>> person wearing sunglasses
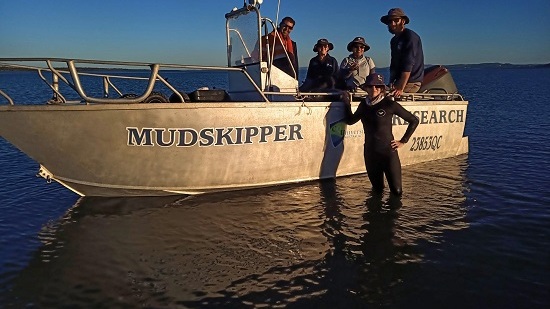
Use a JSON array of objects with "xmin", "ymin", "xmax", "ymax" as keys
[
  {"xmin": 381, "ymin": 8, "xmax": 424, "ymax": 98},
  {"xmin": 261, "ymin": 16, "xmax": 299, "ymax": 79},
  {"xmin": 342, "ymin": 73, "xmax": 419, "ymax": 196},
  {"xmin": 339, "ymin": 36, "xmax": 376, "ymax": 92}
]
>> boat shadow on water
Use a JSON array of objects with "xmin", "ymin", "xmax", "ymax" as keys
[{"xmin": 1, "ymin": 156, "xmax": 470, "ymax": 308}]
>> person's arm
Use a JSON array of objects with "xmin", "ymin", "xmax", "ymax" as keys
[
  {"xmin": 393, "ymin": 32, "xmax": 416, "ymax": 96},
  {"xmin": 340, "ymin": 58, "xmax": 356, "ymax": 79},
  {"xmin": 393, "ymin": 71, "xmax": 411, "ymax": 97},
  {"xmin": 391, "ymin": 101, "xmax": 419, "ymax": 149},
  {"xmin": 340, "ymin": 58, "xmax": 349, "ymax": 77},
  {"xmin": 341, "ymin": 91, "xmax": 364, "ymax": 125}
]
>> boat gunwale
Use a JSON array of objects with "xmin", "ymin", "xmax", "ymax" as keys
[{"xmin": 0, "ymin": 99, "xmax": 468, "ymax": 113}]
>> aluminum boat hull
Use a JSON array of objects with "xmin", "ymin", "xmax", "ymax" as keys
[{"xmin": 0, "ymin": 100, "xmax": 468, "ymax": 196}]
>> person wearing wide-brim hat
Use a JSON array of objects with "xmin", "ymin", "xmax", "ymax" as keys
[
  {"xmin": 380, "ymin": 8, "xmax": 424, "ymax": 97},
  {"xmin": 339, "ymin": 36, "xmax": 376, "ymax": 91},
  {"xmin": 380, "ymin": 8, "xmax": 410, "ymax": 25},
  {"xmin": 346, "ymin": 37, "xmax": 370, "ymax": 52},
  {"xmin": 300, "ymin": 38, "xmax": 339, "ymax": 92},
  {"xmin": 313, "ymin": 38, "xmax": 334, "ymax": 52},
  {"xmin": 342, "ymin": 72, "xmax": 419, "ymax": 196}
]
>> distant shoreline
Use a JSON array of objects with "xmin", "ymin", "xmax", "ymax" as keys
[
  {"xmin": 437, "ymin": 63, "xmax": 550, "ymax": 70},
  {"xmin": 1, "ymin": 62, "xmax": 549, "ymax": 71}
]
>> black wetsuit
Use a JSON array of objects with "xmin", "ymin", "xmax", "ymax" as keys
[{"xmin": 346, "ymin": 96, "xmax": 419, "ymax": 195}]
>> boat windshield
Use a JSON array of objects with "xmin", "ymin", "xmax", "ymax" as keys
[{"xmin": 226, "ymin": 7, "xmax": 262, "ymax": 67}]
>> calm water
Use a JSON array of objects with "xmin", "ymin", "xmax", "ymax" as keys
[{"xmin": 0, "ymin": 68, "xmax": 549, "ymax": 308}]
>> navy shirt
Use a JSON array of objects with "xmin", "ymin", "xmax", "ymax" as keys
[
  {"xmin": 389, "ymin": 28, "xmax": 424, "ymax": 84},
  {"xmin": 305, "ymin": 54, "xmax": 339, "ymax": 82}
]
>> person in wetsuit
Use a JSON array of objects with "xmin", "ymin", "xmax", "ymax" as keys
[{"xmin": 343, "ymin": 73, "xmax": 419, "ymax": 196}]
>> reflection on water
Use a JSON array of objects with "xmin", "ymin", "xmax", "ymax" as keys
[{"xmin": 2, "ymin": 156, "xmax": 469, "ymax": 308}]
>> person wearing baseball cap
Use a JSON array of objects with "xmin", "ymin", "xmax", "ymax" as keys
[
  {"xmin": 381, "ymin": 8, "xmax": 424, "ymax": 97},
  {"xmin": 342, "ymin": 73, "xmax": 419, "ymax": 196}
]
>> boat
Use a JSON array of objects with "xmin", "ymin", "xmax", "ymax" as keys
[{"xmin": 0, "ymin": 0, "xmax": 468, "ymax": 197}]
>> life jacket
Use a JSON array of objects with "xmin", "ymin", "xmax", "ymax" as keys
[{"xmin": 262, "ymin": 30, "xmax": 295, "ymax": 62}]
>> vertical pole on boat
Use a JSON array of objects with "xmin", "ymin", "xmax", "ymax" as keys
[
  {"xmin": 274, "ymin": 0, "xmax": 281, "ymax": 29},
  {"xmin": 52, "ymin": 72, "xmax": 59, "ymax": 102},
  {"xmin": 103, "ymin": 77, "xmax": 109, "ymax": 98}
]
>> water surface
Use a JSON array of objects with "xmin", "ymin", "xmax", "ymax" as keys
[{"xmin": 0, "ymin": 68, "xmax": 549, "ymax": 308}]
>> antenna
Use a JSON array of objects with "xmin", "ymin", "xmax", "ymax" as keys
[{"xmin": 275, "ymin": 0, "xmax": 281, "ymax": 27}]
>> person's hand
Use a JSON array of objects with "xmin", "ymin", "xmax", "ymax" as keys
[
  {"xmin": 391, "ymin": 88, "xmax": 403, "ymax": 98},
  {"xmin": 341, "ymin": 91, "xmax": 352, "ymax": 104},
  {"xmin": 348, "ymin": 62, "xmax": 359, "ymax": 70},
  {"xmin": 391, "ymin": 140, "xmax": 404, "ymax": 150}
]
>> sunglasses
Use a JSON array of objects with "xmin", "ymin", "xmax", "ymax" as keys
[
  {"xmin": 353, "ymin": 45, "xmax": 365, "ymax": 49},
  {"xmin": 281, "ymin": 23, "xmax": 294, "ymax": 30}
]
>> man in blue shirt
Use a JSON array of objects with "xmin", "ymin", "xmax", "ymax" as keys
[{"xmin": 381, "ymin": 8, "xmax": 424, "ymax": 98}]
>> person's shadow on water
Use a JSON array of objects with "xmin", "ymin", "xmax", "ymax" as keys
[
  {"xmin": 353, "ymin": 191, "xmax": 403, "ymax": 306},
  {"xmin": 362, "ymin": 191, "xmax": 402, "ymax": 262}
]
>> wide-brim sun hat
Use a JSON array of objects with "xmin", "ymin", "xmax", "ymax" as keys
[
  {"xmin": 346, "ymin": 36, "xmax": 370, "ymax": 52},
  {"xmin": 360, "ymin": 73, "xmax": 386, "ymax": 88},
  {"xmin": 313, "ymin": 38, "xmax": 334, "ymax": 52},
  {"xmin": 381, "ymin": 8, "xmax": 410, "ymax": 25}
]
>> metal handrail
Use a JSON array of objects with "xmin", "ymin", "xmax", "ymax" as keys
[
  {"xmin": 67, "ymin": 60, "xmax": 159, "ymax": 104},
  {"xmin": 229, "ymin": 28, "xmax": 253, "ymax": 58},
  {"xmin": 0, "ymin": 90, "xmax": 14, "ymax": 105},
  {"xmin": 38, "ymin": 68, "xmax": 67, "ymax": 103},
  {"xmin": 0, "ymin": 58, "xmax": 270, "ymax": 104},
  {"xmin": 0, "ymin": 58, "xmax": 464, "ymax": 105},
  {"xmin": 399, "ymin": 92, "xmax": 464, "ymax": 102}
]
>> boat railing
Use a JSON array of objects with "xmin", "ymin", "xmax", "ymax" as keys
[
  {"xmin": 1, "ymin": 58, "xmax": 465, "ymax": 105},
  {"xmin": 0, "ymin": 57, "xmax": 269, "ymax": 105},
  {"xmin": 397, "ymin": 92, "xmax": 464, "ymax": 102},
  {"xmin": 0, "ymin": 90, "xmax": 14, "ymax": 105},
  {"xmin": 263, "ymin": 90, "xmax": 463, "ymax": 103}
]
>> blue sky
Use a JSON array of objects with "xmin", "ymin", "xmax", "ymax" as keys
[{"xmin": 1, "ymin": 0, "xmax": 548, "ymax": 68}]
